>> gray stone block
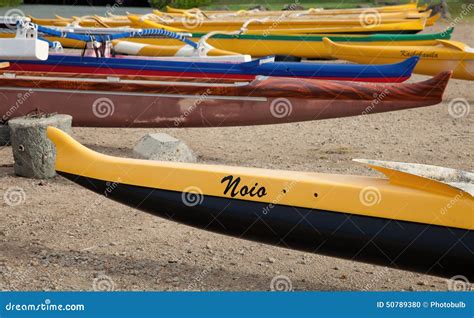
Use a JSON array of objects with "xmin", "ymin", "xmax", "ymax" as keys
[
  {"xmin": 133, "ymin": 133, "xmax": 196, "ymax": 163},
  {"xmin": 9, "ymin": 114, "xmax": 72, "ymax": 179},
  {"xmin": 0, "ymin": 123, "xmax": 10, "ymax": 146}
]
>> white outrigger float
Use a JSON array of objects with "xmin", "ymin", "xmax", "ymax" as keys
[{"xmin": 0, "ymin": 17, "xmax": 49, "ymax": 60}]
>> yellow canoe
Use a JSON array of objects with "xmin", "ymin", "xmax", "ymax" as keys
[
  {"xmin": 166, "ymin": 2, "xmax": 426, "ymax": 15},
  {"xmin": 155, "ymin": 9, "xmax": 416, "ymax": 19},
  {"xmin": 47, "ymin": 126, "xmax": 474, "ymax": 279},
  {"xmin": 30, "ymin": 13, "xmax": 428, "ymax": 34},
  {"xmin": 324, "ymin": 38, "xmax": 474, "ymax": 80},
  {"xmin": 30, "ymin": 15, "xmax": 134, "ymax": 28},
  {"xmin": 111, "ymin": 29, "xmax": 452, "ymax": 59},
  {"xmin": 2, "ymin": 25, "xmax": 447, "ymax": 56},
  {"xmin": 48, "ymin": 126, "xmax": 473, "ymax": 233},
  {"xmin": 157, "ymin": 8, "xmax": 436, "ymax": 25},
  {"xmin": 96, "ymin": 9, "xmax": 435, "ymax": 26},
  {"xmin": 129, "ymin": 16, "xmax": 426, "ymax": 35}
]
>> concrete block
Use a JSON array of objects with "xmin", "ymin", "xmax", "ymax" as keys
[
  {"xmin": 133, "ymin": 133, "xmax": 196, "ymax": 163},
  {"xmin": 0, "ymin": 123, "xmax": 10, "ymax": 147},
  {"xmin": 9, "ymin": 114, "xmax": 72, "ymax": 179}
]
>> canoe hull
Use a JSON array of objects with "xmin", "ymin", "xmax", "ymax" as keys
[
  {"xmin": 29, "ymin": 16, "xmax": 425, "ymax": 35},
  {"xmin": 0, "ymin": 29, "xmax": 451, "ymax": 55},
  {"xmin": 60, "ymin": 171, "xmax": 474, "ymax": 280},
  {"xmin": 5, "ymin": 53, "xmax": 419, "ymax": 83},
  {"xmin": 330, "ymin": 56, "xmax": 474, "ymax": 81},
  {"xmin": 0, "ymin": 87, "xmax": 444, "ymax": 128},
  {"xmin": 123, "ymin": 38, "xmax": 449, "ymax": 59},
  {"xmin": 324, "ymin": 39, "xmax": 474, "ymax": 80}
]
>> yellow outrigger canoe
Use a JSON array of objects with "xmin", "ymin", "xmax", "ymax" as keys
[
  {"xmin": 129, "ymin": 15, "xmax": 427, "ymax": 35},
  {"xmin": 159, "ymin": 7, "xmax": 437, "ymax": 25},
  {"xmin": 133, "ymin": 17, "xmax": 429, "ymax": 34},
  {"xmin": 154, "ymin": 9, "xmax": 431, "ymax": 19},
  {"xmin": 9, "ymin": 27, "xmax": 450, "ymax": 54},
  {"xmin": 29, "ymin": 14, "xmax": 428, "ymax": 34},
  {"xmin": 108, "ymin": 9, "xmax": 438, "ymax": 26},
  {"xmin": 166, "ymin": 2, "xmax": 428, "ymax": 15},
  {"xmin": 112, "ymin": 28, "xmax": 453, "ymax": 59},
  {"xmin": 48, "ymin": 126, "xmax": 473, "ymax": 279},
  {"xmin": 324, "ymin": 38, "xmax": 474, "ymax": 80}
]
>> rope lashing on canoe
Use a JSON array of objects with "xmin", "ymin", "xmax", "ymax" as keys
[
  {"xmin": 238, "ymin": 18, "xmax": 269, "ymax": 34},
  {"xmin": 34, "ymin": 24, "xmax": 197, "ymax": 48},
  {"xmin": 110, "ymin": 29, "xmax": 198, "ymax": 49}
]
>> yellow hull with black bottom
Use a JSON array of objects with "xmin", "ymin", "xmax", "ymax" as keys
[{"xmin": 48, "ymin": 127, "xmax": 474, "ymax": 279}]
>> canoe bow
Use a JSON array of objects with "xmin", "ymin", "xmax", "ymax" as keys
[{"xmin": 47, "ymin": 127, "xmax": 474, "ymax": 279}]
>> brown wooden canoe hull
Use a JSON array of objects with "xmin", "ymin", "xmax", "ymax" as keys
[
  {"xmin": 0, "ymin": 72, "xmax": 451, "ymax": 128},
  {"xmin": 0, "ymin": 89, "xmax": 445, "ymax": 128}
]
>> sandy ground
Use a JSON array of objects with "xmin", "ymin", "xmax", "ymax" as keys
[{"xmin": 0, "ymin": 21, "xmax": 473, "ymax": 291}]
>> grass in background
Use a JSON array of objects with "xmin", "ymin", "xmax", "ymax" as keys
[
  {"xmin": 445, "ymin": 0, "xmax": 474, "ymax": 18},
  {"xmin": 0, "ymin": 0, "xmax": 21, "ymax": 7}
]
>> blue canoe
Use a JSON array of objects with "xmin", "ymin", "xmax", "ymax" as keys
[{"xmin": 6, "ymin": 55, "xmax": 419, "ymax": 82}]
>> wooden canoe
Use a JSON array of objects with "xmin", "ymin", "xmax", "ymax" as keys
[
  {"xmin": 324, "ymin": 38, "xmax": 474, "ymax": 81},
  {"xmin": 47, "ymin": 126, "xmax": 474, "ymax": 279},
  {"xmin": 0, "ymin": 70, "xmax": 450, "ymax": 127}
]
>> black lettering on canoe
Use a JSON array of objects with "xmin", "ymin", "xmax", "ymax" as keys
[{"xmin": 221, "ymin": 175, "xmax": 267, "ymax": 198}]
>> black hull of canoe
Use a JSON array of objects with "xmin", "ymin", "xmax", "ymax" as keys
[{"xmin": 61, "ymin": 172, "xmax": 473, "ymax": 280}]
